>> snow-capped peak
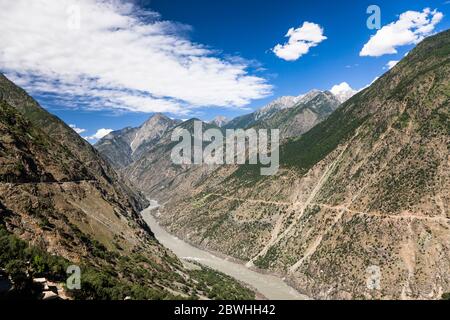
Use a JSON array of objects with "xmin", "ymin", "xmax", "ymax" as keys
[{"xmin": 210, "ymin": 116, "xmax": 230, "ymax": 127}]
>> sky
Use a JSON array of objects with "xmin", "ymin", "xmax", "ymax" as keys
[{"xmin": 0, "ymin": 0, "xmax": 449, "ymax": 142}]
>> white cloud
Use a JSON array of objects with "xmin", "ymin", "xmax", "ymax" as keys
[
  {"xmin": 359, "ymin": 77, "xmax": 380, "ymax": 91},
  {"xmin": 0, "ymin": 0, "xmax": 272, "ymax": 115},
  {"xmin": 330, "ymin": 82, "xmax": 357, "ymax": 103},
  {"xmin": 69, "ymin": 124, "xmax": 86, "ymax": 134},
  {"xmin": 372, "ymin": 76, "xmax": 380, "ymax": 84},
  {"xmin": 360, "ymin": 8, "xmax": 443, "ymax": 57},
  {"xmin": 386, "ymin": 60, "xmax": 399, "ymax": 69},
  {"xmin": 273, "ymin": 22, "xmax": 327, "ymax": 61},
  {"xmin": 330, "ymin": 82, "xmax": 353, "ymax": 94},
  {"xmin": 85, "ymin": 128, "xmax": 114, "ymax": 141}
]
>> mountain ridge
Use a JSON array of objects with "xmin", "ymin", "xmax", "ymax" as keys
[
  {"xmin": 95, "ymin": 113, "xmax": 179, "ymax": 169},
  {"xmin": 0, "ymin": 74, "xmax": 255, "ymax": 300},
  {"xmin": 223, "ymin": 90, "xmax": 342, "ymax": 139},
  {"xmin": 148, "ymin": 30, "xmax": 450, "ymax": 300}
]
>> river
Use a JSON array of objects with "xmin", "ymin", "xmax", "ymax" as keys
[{"xmin": 141, "ymin": 201, "xmax": 308, "ymax": 300}]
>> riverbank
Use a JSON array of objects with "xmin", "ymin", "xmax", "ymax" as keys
[{"xmin": 141, "ymin": 203, "xmax": 309, "ymax": 300}]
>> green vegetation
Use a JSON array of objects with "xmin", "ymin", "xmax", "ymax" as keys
[
  {"xmin": 189, "ymin": 264, "xmax": 255, "ymax": 300},
  {"xmin": 223, "ymin": 113, "xmax": 255, "ymax": 130},
  {"xmin": 0, "ymin": 221, "xmax": 256, "ymax": 300},
  {"xmin": 226, "ymin": 161, "xmax": 266, "ymax": 185},
  {"xmin": 393, "ymin": 111, "xmax": 411, "ymax": 130},
  {"xmin": 442, "ymin": 292, "xmax": 450, "ymax": 300},
  {"xmin": 228, "ymin": 101, "xmax": 367, "ymax": 184},
  {"xmin": 419, "ymin": 107, "xmax": 450, "ymax": 137},
  {"xmin": 0, "ymin": 221, "xmax": 179, "ymax": 300},
  {"xmin": 369, "ymin": 145, "xmax": 439, "ymax": 213},
  {"xmin": 0, "ymin": 223, "xmax": 69, "ymax": 298},
  {"xmin": 254, "ymin": 246, "xmax": 279, "ymax": 269},
  {"xmin": 281, "ymin": 107, "xmax": 368, "ymax": 171}
]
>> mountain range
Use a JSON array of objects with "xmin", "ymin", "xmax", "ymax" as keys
[
  {"xmin": 0, "ymin": 74, "xmax": 254, "ymax": 300},
  {"xmin": 1, "ymin": 29, "xmax": 448, "ymax": 301},
  {"xmin": 95, "ymin": 114, "xmax": 180, "ymax": 170},
  {"xmin": 94, "ymin": 88, "xmax": 346, "ymax": 204},
  {"xmin": 223, "ymin": 90, "xmax": 343, "ymax": 137},
  {"xmin": 95, "ymin": 30, "xmax": 450, "ymax": 299},
  {"xmin": 96, "ymin": 87, "xmax": 346, "ymax": 170}
]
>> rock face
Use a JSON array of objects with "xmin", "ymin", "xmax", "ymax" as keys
[
  {"xmin": 224, "ymin": 91, "xmax": 340, "ymax": 139},
  {"xmin": 150, "ymin": 30, "xmax": 450, "ymax": 299},
  {"xmin": 225, "ymin": 95, "xmax": 300, "ymax": 130},
  {"xmin": 95, "ymin": 113, "xmax": 178, "ymax": 169},
  {"xmin": 94, "ymin": 127, "xmax": 139, "ymax": 169},
  {"xmin": 210, "ymin": 116, "xmax": 230, "ymax": 128},
  {"xmin": 130, "ymin": 113, "xmax": 179, "ymax": 159},
  {"xmin": 123, "ymin": 119, "xmax": 221, "ymax": 203},
  {"xmin": 252, "ymin": 91, "xmax": 341, "ymax": 139}
]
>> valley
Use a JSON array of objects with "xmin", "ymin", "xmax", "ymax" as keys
[
  {"xmin": 142, "ymin": 201, "xmax": 308, "ymax": 300},
  {"xmin": 0, "ymin": 72, "xmax": 256, "ymax": 300},
  {"xmin": 0, "ymin": 6, "xmax": 448, "ymax": 301},
  {"xmin": 95, "ymin": 29, "xmax": 450, "ymax": 300}
]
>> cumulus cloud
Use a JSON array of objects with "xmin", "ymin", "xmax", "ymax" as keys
[
  {"xmin": 0, "ymin": 0, "xmax": 272, "ymax": 115},
  {"xmin": 330, "ymin": 82, "xmax": 357, "ymax": 103},
  {"xmin": 69, "ymin": 124, "xmax": 86, "ymax": 134},
  {"xmin": 85, "ymin": 128, "xmax": 114, "ymax": 141},
  {"xmin": 386, "ymin": 60, "xmax": 399, "ymax": 69},
  {"xmin": 273, "ymin": 22, "xmax": 327, "ymax": 61},
  {"xmin": 330, "ymin": 82, "xmax": 354, "ymax": 94},
  {"xmin": 360, "ymin": 8, "xmax": 443, "ymax": 57}
]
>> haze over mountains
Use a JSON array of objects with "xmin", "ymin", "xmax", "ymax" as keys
[{"xmin": 96, "ymin": 30, "xmax": 450, "ymax": 299}]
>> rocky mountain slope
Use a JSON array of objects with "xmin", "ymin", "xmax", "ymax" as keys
[
  {"xmin": 224, "ymin": 91, "xmax": 340, "ymax": 139},
  {"xmin": 224, "ymin": 95, "xmax": 300, "ymax": 130},
  {"xmin": 153, "ymin": 30, "xmax": 450, "ymax": 300},
  {"xmin": 96, "ymin": 88, "xmax": 341, "ymax": 188},
  {"xmin": 95, "ymin": 114, "xmax": 179, "ymax": 170},
  {"xmin": 252, "ymin": 91, "xmax": 341, "ymax": 139},
  {"xmin": 123, "ymin": 119, "xmax": 221, "ymax": 203},
  {"xmin": 113, "ymin": 90, "xmax": 339, "ymax": 204},
  {"xmin": 210, "ymin": 116, "xmax": 230, "ymax": 128},
  {"xmin": 94, "ymin": 127, "xmax": 139, "ymax": 170},
  {"xmin": 0, "ymin": 74, "xmax": 254, "ymax": 300}
]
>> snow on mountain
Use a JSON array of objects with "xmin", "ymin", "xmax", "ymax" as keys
[{"xmin": 210, "ymin": 116, "xmax": 230, "ymax": 127}]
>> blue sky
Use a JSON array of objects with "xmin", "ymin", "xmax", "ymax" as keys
[{"xmin": 0, "ymin": 0, "xmax": 449, "ymax": 141}]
